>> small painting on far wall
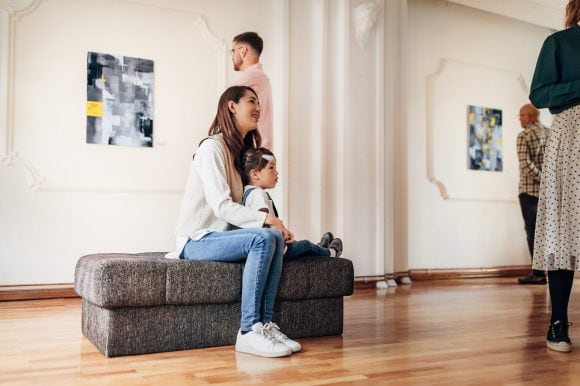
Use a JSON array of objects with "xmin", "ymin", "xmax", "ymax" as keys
[
  {"xmin": 467, "ymin": 105, "xmax": 503, "ymax": 172},
  {"xmin": 86, "ymin": 52, "xmax": 154, "ymax": 147}
]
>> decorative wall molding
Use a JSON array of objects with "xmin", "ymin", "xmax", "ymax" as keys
[
  {"xmin": 310, "ymin": 0, "xmax": 327, "ymax": 239},
  {"xmin": 426, "ymin": 59, "xmax": 451, "ymax": 200},
  {"xmin": 1, "ymin": 0, "xmax": 46, "ymax": 190},
  {"xmin": 391, "ymin": 0, "xmax": 409, "ymax": 274},
  {"xmin": 1, "ymin": 0, "xmax": 225, "ymax": 193},
  {"xmin": 336, "ymin": 0, "xmax": 351, "ymax": 249},
  {"xmin": 374, "ymin": 1, "xmax": 387, "ymax": 276},
  {"xmin": 273, "ymin": 0, "xmax": 290, "ymax": 222},
  {"xmin": 426, "ymin": 58, "xmax": 529, "ymax": 203},
  {"xmin": 352, "ymin": 0, "xmax": 380, "ymax": 49},
  {"xmin": 381, "ymin": 0, "xmax": 410, "ymax": 276}
]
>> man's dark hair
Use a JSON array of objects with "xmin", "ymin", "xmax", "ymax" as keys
[{"xmin": 233, "ymin": 32, "xmax": 263, "ymax": 55}]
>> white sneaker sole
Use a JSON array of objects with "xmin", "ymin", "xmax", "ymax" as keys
[
  {"xmin": 547, "ymin": 340, "xmax": 572, "ymax": 353},
  {"xmin": 280, "ymin": 340, "xmax": 302, "ymax": 353},
  {"xmin": 235, "ymin": 343, "xmax": 291, "ymax": 358}
]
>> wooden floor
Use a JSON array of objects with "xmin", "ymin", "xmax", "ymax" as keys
[{"xmin": 1, "ymin": 278, "xmax": 579, "ymax": 385}]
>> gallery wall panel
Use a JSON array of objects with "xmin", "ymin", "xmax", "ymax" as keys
[
  {"xmin": 2, "ymin": 0, "xmax": 225, "ymax": 193},
  {"xmin": 427, "ymin": 58, "xmax": 529, "ymax": 202},
  {"xmin": 0, "ymin": 0, "xmax": 280, "ymax": 285}
]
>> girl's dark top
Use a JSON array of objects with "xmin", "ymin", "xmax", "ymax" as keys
[{"xmin": 530, "ymin": 24, "xmax": 580, "ymax": 114}]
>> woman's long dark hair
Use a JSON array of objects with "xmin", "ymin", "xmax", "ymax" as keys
[
  {"xmin": 205, "ymin": 86, "xmax": 262, "ymax": 174},
  {"xmin": 565, "ymin": 0, "xmax": 580, "ymax": 28}
]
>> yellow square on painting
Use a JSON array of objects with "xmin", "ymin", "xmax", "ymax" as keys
[
  {"xmin": 468, "ymin": 112, "xmax": 474, "ymax": 125},
  {"xmin": 86, "ymin": 101, "xmax": 103, "ymax": 117}
]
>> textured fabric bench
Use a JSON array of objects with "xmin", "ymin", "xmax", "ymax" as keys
[{"xmin": 74, "ymin": 252, "xmax": 354, "ymax": 357}]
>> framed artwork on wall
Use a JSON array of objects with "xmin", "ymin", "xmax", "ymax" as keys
[
  {"xmin": 86, "ymin": 52, "xmax": 154, "ymax": 147},
  {"xmin": 467, "ymin": 105, "xmax": 503, "ymax": 172}
]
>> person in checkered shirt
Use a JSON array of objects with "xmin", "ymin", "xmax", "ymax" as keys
[{"xmin": 516, "ymin": 103, "xmax": 549, "ymax": 285}]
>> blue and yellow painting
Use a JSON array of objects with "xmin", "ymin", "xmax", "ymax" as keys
[{"xmin": 467, "ymin": 105, "xmax": 502, "ymax": 172}]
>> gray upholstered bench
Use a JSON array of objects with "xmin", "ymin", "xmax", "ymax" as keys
[{"xmin": 74, "ymin": 252, "xmax": 354, "ymax": 357}]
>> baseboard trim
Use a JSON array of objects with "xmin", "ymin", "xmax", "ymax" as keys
[
  {"xmin": 354, "ymin": 276, "xmax": 385, "ymax": 289},
  {"xmin": 409, "ymin": 265, "xmax": 530, "ymax": 281},
  {"xmin": 1, "ymin": 265, "xmax": 531, "ymax": 301},
  {"xmin": 354, "ymin": 266, "xmax": 530, "ymax": 288},
  {"xmin": 0, "ymin": 284, "xmax": 78, "ymax": 301}
]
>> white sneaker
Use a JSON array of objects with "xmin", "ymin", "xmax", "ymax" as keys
[
  {"xmin": 263, "ymin": 322, "xmax": 302, "ymax": 352},
  {"xmin": 235, "ymin": 322, "xmax": 292, "ymax": 358}
]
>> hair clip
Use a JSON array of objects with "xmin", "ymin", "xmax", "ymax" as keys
[{"xmin": 262, "ymin": 154, "xmax": 274, "ymax": 162}]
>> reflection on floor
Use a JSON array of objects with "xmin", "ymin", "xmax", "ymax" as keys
[{"xmin": 2, "ymin": 278, "xmax": 579, "ymax": 385}]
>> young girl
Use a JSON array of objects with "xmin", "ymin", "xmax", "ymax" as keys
[{"xmin": 242, "ymin": 147, "xmax": 343, "ymax": 259}]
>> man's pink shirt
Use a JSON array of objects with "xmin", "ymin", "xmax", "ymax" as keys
[{"xmin": 237, "ymin": 63, "xmax": 273, "ymax": 149}]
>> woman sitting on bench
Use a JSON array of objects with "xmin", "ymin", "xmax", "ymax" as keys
[{"xmin": 167, "ymin": 86, "xmax": 299, "ymax": 358}]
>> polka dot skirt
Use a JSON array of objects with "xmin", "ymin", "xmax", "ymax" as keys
[{"xmin": 533, "ymin": 104, "xmax": 580, "ymax": 271}]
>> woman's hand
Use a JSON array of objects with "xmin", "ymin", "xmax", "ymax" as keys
[{"xmin": 265, "ymin": 213, "xmax": 294, "ymax": 243}]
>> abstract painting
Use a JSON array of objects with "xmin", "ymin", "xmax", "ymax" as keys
[
  {"xmin": 467, "ymin": 105, "xmax": 502, "ymax": 171},
  {"xmin": 86, "ymin": 52, "xmax": 154, "ymax": 147}
]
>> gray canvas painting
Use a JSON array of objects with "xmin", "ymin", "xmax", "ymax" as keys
[{"xmin": 86, "ymin": 52, "xmax": 154, "ymax": 147}]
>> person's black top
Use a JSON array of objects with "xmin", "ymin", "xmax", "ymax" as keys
[{"xmin": 530, "ymin": 24, "xmax": 580, "ymax": 114}]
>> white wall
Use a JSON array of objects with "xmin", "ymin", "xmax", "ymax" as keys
[
  {"xmin": 406, "ymin": 0, "xmax": 554, "ymax": 270},
  {"xmin": 0, "ymin": 0, "xmax": 278, "ymax": 284},
  {"xmin": 0, "ymin": 0, "xmax": 560, "ymax": 285}
]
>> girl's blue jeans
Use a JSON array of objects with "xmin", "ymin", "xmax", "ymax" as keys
[
  {"xmin": 284, "ymin": 240, "xmax": 331, "ymax": 260},
  {"xmin": 181, "ymin": 228, "xmax": 284, "ymax": 331}
]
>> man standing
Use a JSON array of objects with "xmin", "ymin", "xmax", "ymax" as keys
[
  {"xmin": 517, "ymin": 103, "xmax": 549, "ymax": 285},
  {"xmin": 231, "ymin": 32, "xmax": 273, "ymax": 150}
]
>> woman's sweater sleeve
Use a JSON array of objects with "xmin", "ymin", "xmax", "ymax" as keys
[
  {"xmin": 530, "ymin": 36, "xmax": 580, "ymax": 109},
  {"xmin": 195, "ymin": 140, "xmax": 266, "ymax": 228}
]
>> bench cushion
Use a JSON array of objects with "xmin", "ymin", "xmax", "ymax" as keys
[{"xmin": 75, "ymin": 253, "xmax": 354, "ymax": 308}]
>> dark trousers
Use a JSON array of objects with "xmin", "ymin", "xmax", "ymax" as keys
[
  {"xmin": 519, "ymin": 193, "xmax": 545, "ymax": 277},
  {"xmin": 548, "ymin": 270, "xmax": 575, "ymax": 323},
  {"xmin": 283, "ymin": 240, "xmax": 330, "ymax": 260}
]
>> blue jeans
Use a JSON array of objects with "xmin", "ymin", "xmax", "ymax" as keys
[
  {"xmin": 284, "ymin": 240, "xmax": 330, "ymax": 260},
  {"xmin": 181, "ymin": 228, "xmax": 285, "ymax": 331}
]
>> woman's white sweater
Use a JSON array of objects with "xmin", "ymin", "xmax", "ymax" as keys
[{"xmin": 166, "ymin": 134, "xmax": 267, "ymax": 258}]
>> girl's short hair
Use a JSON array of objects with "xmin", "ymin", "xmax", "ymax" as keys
[{"xmin": 242, "ymin": 147, "xmax": 274, "ymax": 185}]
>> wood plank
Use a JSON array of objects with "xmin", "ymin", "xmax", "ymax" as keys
[{"xmin": 0, "ymin": 277, "xmax": 573, "ymax": 385}]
